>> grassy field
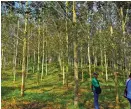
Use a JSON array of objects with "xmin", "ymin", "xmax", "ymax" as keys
[{"xmin": 1, "ymin": 67, "xmax": 130, "ymax": 109}]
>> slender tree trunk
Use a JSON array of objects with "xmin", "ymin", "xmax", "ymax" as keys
[
  {"xmin": 37, "ymin": 19, "xmax": 41, "ymax": 84},
  {"xmin": 21, "ymin": 38, "xmax": 26, "ymax": 96},
  {"xmin": 33, "ymin": 50, "xmax": 35, "ymax": 73},
  {"xmin": 21, "ymin": 2, "xmax": 28, "ymax": 96},
  {"xmin": 81, "ymin": 56, "xmax": 83, "ymax": 82},
  {"xmin": 80, "ymin": 46, "xmax": 83, "ymax": 82},
  {"xmin": 93, "ymin": 46, "xmax": 95, "ymax": 72},
  {"xmin": 99, "ymin": 30, "xmax": 104, "ymax": 75},
  {"xmin": 74, "ymin": 41, "xmax": 79, "ymax": 106},
  {"xmin": 26, "ymin": 26, "xmax": 32, "ymax": 78},
  {"xmin": 13, "ymin": 42, "xmax": 18, "ymax": 82},
  {"xmin": 26, "ymin": 38, "xmax": 29, "ymax": 78},
  {"xmin": 73, "ymin": 1, "xmax": 79, "ymax": 107},
  {"xmin": 13, "ymin": 17, "xmax": 19, "ymax": 82},
  {"xmin": 66, "ymin": 1, "xmax": 69, "ymax": 88},
  {"xmin": 13, "ymin": 44, "xmax": 16, "ymax": 82},
  {"xmin": 104, "ymin": 49, "xmax": 108, "ymax": 81},
  {"xmin": 3, "ymin": 57, "xmax": 6, "ymax": 69},
  {"xmin": 41, "ymin": 26, "xmax": 45, "ymax": 81},
  {"xmin": 1, "ymin": 48, "xmax": 3, "ymax": 69},
  {"xmin": 120, "ymin": 7, "xmax": 128, "ymax": 78},
  {"xmin": 66, "ymin": 62, "xmax": 69, "ymax": 88},
  {"xmin": 58, "ymin": 53, "xmax": 62, "ymax": 71},
  {"xmin": 45, "ymin": 35, "xmax": 48, "ymax": 76},
  {"xmin": 114, "ymin": 72, "xmax": 119, "ymax": 107},
  {"xmin": 88, "ymin": 35, "xmax": 91, "ymax": 80},
  {"xmin": 46, "ymin": 54, "xmax": 48, "ymax": 76},
  {"xmin": 62, "ymin": 61, "xmax": 65, "ymax": 85},
  {"xmin": 129, "ymin": 61, "xmax": 131, "ymax": 71},
  {"xmin": 110, "ymin": 25, "xmax": 114, "ymax": 76},
  {"xmin": 100, "ymin": 47, "xmax": 103, "ymax": 75},
  {"xmin": 94, "ymin": 53, "xmax": 97, "ymax": 70}
]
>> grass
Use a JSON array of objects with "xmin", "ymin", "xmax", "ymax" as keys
[{"xmin": 1, "ymin": 67, "xmax": 130, "ymax": 109}]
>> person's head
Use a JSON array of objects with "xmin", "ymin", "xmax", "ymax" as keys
[
  {"xmin": 93, "ymin": 72, "xmax": 99, "ymax": 78},
  {"xmin": 129, "ymin": 73, "xmax": 131, "ymax": 78}
]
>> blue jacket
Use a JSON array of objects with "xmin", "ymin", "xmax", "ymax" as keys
[{"xmin": 126, "ymin": 78, "xmax": 131, "ymax": 99}]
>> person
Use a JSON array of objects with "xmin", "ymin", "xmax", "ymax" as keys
[
  {"xmin": 126, "ymin": 73, "xmax": 131, "ymax": 108},
  {"xmin": 91, "ymin": 72, "xmax": 101, "ymax": 109}
]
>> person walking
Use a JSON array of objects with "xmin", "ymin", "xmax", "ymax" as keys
[
  {"xmin": 91, "ymin": 72, "xmax": 101, "ymax": 109},
  {"xmin": 126, "ymin": 73, "xmax": 131, "ymax": 108}
]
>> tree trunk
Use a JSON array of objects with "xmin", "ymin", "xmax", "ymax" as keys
[
  {"xmin": 66, "ymin": 1, "xmax": 69, "ymax": 88},
  {"xmin": 1, "ymin": 48, "xmax": 3, "ymax": 69},
  {"xmin": 80, "ymin": 46, "xmax": 83, "ymax": 82},
  {"xmin": 114, "ymin": 72, "xmax": 119, "ymax": 107},
  {"xmin": 21, "ymin": 38, "xmax": 26, "ymax": 96},
  {"xmin": 104, "ymin": 49, "xmax": 108, "ymax": 81},
  {"xmin": 13, "ymin": 44, "xmax": 16, "ymax": 82},
  {"xmin": 94, "ymin": 55, "xmax": 97, "ymax": 70},
  {"xmin": 37, "ymin": 19, "xmax": 41, "ymax": 84},
  {"xmin": 45, "ymin": 27, "xmax": 48, "ymax": 76},
  {"xmin": 13, "ymin": 17, "xmax": 19, "ymax": 82},
  {"xmin": 74, "ymin": 41, "xmax": 78, "ymax": 106},
  {"xmin": 93, "ymin": 46, "xmax": 95, "ymax": 72},
  {"xmin": 21, "ymin": 7, "xmax": 28, "ymax": 96},
  {"xmin": 46, "ymin": 54, "xmax": 48, "ymax": 76},
  {"xmin": 73, "ymin": 1, "xmax": 79, "ymax": 107},
  {"xmin": 21, "ymin": 2, "xmax": 28, "ymax": 96},
  {"xmin": 13, "ymin": 42, "xmax": 18, "ymax": 82},
  {"xmin": 81, "ymin": 56, "xmax": 84, "ymax": 82},
  {"xmin": 88, "ymin": 35, "xmax": 91, "ymax": 80},
  {"xmin": 120, "ymin": 7, "xmax": 128, "ymax": 77},
  {"xmin": 58, "ymin": 53, "xmax": 62, "ymax": 72},
  {"xmin": 62, "ymin": 61, "xmax": 65, "ymax": 85},
  {"xmin": 99, "ymin": 30, "xmax": 104, "ymax": 75},
  {"xmin": 3, "ymin": 57, "xmax": 6, "ymax": 69},
  {"xmin": 41, "ymin": 26, "xmax": 45, "ymax": 81},
  {"xmin": 33, "ymin": 50, "xmax": 35, "ymax": 73},
  {"xmin": 26, "ymin": 38, "xmax": 29, "ymax": 78}
]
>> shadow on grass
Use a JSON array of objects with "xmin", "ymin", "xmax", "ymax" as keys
[
  {"xmin": 26, "ymin": 83, "xmax": 57, "ymax": 92},
  {"xmin": 23, "ymin": 92, "xmax": 55, "ymax": 102},
  {"xmin": 16, "ymin": 92, "xmax": 72, "ymax": 108},
  {"xmin": 1, "ymin": 86, "xmax": 16, "ymax": 98},
  {"xmin": 19, "ymin": 102, "xmax": 47, "ymax": 109},
  {"xmin": 1, "ymin": 72, "xmax": 12, "ymax": 80}
]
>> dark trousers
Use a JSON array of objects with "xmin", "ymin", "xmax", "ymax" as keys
[
  {"xmin": 93, "ymin": 91, "xmax": 99, "ymax": 109},
  {"xmin": 127, "ymin": 98, "xmax": 131, "ymax": 109}
]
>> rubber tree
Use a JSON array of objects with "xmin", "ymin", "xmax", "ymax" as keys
[
  {"xmin": 41, "ymin": 23, "xmax": 45, "ymax": 81},
  {"xmin": 37, "ymin": 18, "xmax": 41, "ymax": 85},
  {"xmin": 65, "ymin": 1, "xmax": 69, "ymax": 87},
  {"xmin": 73, "ymin": 1, "xmax": 79, "ymax": 107},
  {"xmin": 13, "ymin": 15, "xmax": 19, "ymax": 82},
  {"xmin": 120, "ymin": 7, "xmax": 129, "ymax": 77},
  {"xmin": 21, "ymin": 2, "xmax": 28, "ymax": 96}
]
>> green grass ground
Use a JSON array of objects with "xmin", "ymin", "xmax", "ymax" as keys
[{"xmin": 1, "ymin": 69, "xmax": 130, "ymax": 109}]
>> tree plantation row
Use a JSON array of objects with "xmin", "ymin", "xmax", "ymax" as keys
[{"xmin": 1, "ymin": 1, "xmax": 131, "ymax": 107}]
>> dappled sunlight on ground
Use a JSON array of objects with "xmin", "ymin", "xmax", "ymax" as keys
[{"xmin": 1, "ymin": 70, "xmax": 130, "ymax": 109}]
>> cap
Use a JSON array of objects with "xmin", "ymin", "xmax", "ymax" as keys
[
  {"xmin": 93, "ymin": 72, "xmax": 99, "ymax": 75},
  {"xmin": 129, "ymin": 73, "xmax": 131, "ymax": 77}
]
